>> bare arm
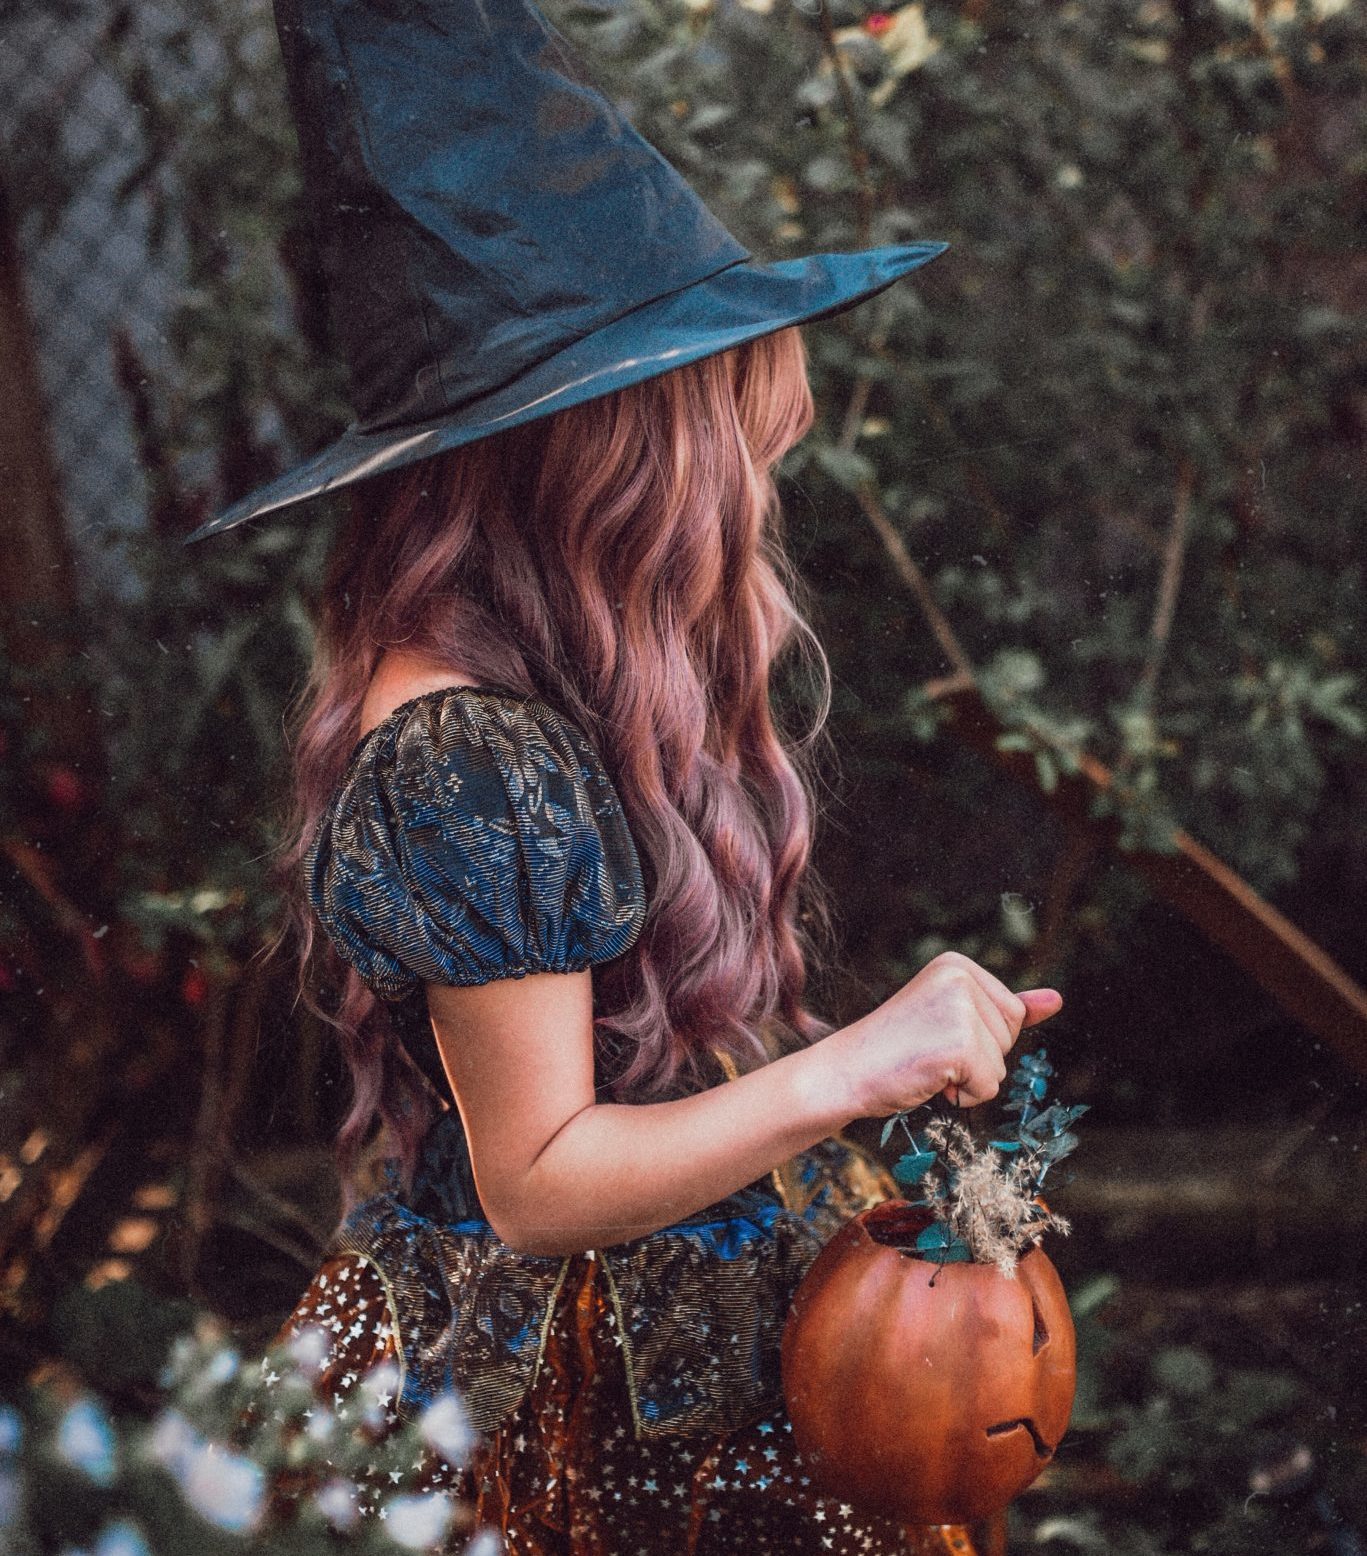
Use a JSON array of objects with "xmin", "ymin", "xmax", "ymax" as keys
[{"xmin": 427, "ymin": 951, "xmax": 1064, "ymax": 1256}]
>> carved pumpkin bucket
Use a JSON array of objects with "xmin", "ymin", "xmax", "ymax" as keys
[{"xmin": 781, "ymin": 1200, "xmax": 1076, "ymax": 1526}]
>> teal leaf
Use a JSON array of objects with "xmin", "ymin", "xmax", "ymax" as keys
[
  {"xmin": 893, "ymin": 1150, "xmax": 937, "ymax": 1186},
  {"xmin": 1022, "ymin": 1105, "xmax": 1072, "ymax": 1140},
  {"xmin": 1040, "ymin": 1131, "xmax": 1080, "ymax": 1161},
  {"xmin": 915, "ymin": 1223, "xmax": 973, "ymax": 1263}
]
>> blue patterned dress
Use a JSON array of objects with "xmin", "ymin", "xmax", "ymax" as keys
[{"xmin": 281, "ymin": 684, "xmax": 976, "ymax": 1556}]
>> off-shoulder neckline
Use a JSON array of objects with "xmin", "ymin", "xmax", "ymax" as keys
[{"xmin": 340, "ymin": 683, "xmax": 531, "ymax": 779}]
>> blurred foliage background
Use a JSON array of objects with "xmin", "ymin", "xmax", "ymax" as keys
[{"xmin": 1, "ymin": 0, "xmax": 1364, "ymax": 1550}]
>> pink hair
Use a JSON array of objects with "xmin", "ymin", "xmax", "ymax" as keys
[{"xmin": 270, "ymin": 325, "xmax": 838, "ymax": 1208}]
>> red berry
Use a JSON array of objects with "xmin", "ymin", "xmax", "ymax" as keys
[
  {"xmin": 45, "ymin": 765, "xmax": 85, "ymax": 812},
  {"xmin": 181, "ymin": 967, "xmax": 209, "ymax": 1007},
  {"xmin": 123, "ymin": 950, "xmax": 164, "ymax": 986}
]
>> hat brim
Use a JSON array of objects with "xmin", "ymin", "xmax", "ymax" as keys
[{"xmin": 183, "ymin": 241, "xmax": 946, "ymax": 544}]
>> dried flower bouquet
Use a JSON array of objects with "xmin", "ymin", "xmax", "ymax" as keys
[{"xmin": 879, "ymin": 1049, "xmax": 1088, "ymax": 1275}]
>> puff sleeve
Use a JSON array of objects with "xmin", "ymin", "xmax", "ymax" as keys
[{"xmin": 303, "ymin": 689, "xmax": 647, "ymax": 998}]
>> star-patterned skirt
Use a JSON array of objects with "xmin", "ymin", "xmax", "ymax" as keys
[
  {"xmin": 272, "ymin": 1141, "xmax": 984, "ymax": 1556},
  {"xmin": 279, "ymin": 1251, "xmax": 979, "ymax": 1556}
]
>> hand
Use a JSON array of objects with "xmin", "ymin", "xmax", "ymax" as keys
[{"xmin": 819, "ymin": 950, "xmax": 1064, "ymax": 1120}]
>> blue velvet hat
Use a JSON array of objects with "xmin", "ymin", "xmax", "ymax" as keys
[{"xmin": 185, "ymin": 0, "xmax": 946, "ymax": 543}]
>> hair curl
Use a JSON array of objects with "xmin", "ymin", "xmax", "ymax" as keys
[{"xmin": 271, "ymin": 325, "xmax": 839, "ymax": 1208}]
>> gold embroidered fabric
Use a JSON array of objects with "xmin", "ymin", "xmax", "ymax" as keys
[
  {"xmin": 303, "ymin": 685, "xmax": 647, "ymax": 999},
  {"xmin": 322, "ymin": 1134, "xmax": 897, "ymax": 1441}
]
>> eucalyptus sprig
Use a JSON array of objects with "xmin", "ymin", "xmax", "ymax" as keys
[
  {"xmin": 994, "ymin": 1049, "xmax": 1090, "ymax": 1189},
  {"xmin": 878, "ymin": 1048, "xmax": 1088, "ymax": 1275}
]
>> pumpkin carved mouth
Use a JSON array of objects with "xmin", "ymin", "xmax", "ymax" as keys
[{"xmin": 985, "ymin": 1418, "xmax": 1055, "ymax": 1460}]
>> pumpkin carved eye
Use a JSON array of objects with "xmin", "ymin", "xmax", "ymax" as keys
[{"xmin": 1031, "ymin": 1289, "xmax": 1050, "ymax": 1355}]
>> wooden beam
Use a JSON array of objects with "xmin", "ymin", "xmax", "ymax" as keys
[{"xmin": 926, "ymin": 675, "xmax": 1367, "ymax": 1077}]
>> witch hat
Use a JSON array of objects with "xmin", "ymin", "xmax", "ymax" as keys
[{"xmin": 184, "ymin": 0, "xmax": 946, "ymax": 544}]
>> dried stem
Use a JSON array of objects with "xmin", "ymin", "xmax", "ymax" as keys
[
  {"xmin": 814, "ymin": 0, "xmax": 875, "ymax": 248},
  {"xmin": 1136, "ymin": 455, "xmax": 1195, "ymax": 711},
  {"xmin": 854, "ymin": 484, "xmax": 977, "ymax": 681},
  {"xmin": 920, "ymin": 1117, "xmax": 1070, "ymax": 1276}
]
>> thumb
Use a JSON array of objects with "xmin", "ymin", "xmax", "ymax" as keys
[{"xmin": 1018, "ymin": 988, "xmax": 1063, "ymax": 1027}]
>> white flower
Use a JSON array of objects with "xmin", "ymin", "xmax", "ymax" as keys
[
  {"xmin": 463, "ymin": 1530, "xmax": 506, "ymax": 1556},
  {"xmin": 419, "ymin": 1393, "xmax": 477, "ymax": 1466},
  {"xmin": 830, "ymin": 5, "xmax": 940, "ymax": 109},
  {"xmin": 181, "ymin": 1443, "xmax": 264, "ymax": 1533},
  {"xmin": 878, "ymin": 5, "xmax": 938, "ymax": 73},
  {"xmin": 56, "ymin": 1399, "xmax": 116, "ymax": 1487},
  {"xmin": 200, "ymin": 1345, "xmax": 240, "ymax": 1387},
  {"xmin": 286, "ymin": 1324, "xmax": 331, "ymax": 1376},
  {"xmin": 385, "ymin": 1491, "xmax": 454, "ymax": 1549},
  {"xmin": 144, "ymin": 1408, "xmax": 200, "ymax": 1481},
  {"xmin": 316, "ymin": 1478, "xmax": 360, "ymax": 1532},
  {"xmin": 93, "ymin": 1519, "xmax": 153, "ymax": 1556}
]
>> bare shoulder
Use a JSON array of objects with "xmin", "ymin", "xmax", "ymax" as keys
[{"xmin": 358, "ymin": 650, "xmax": 480, "ymax": 741}]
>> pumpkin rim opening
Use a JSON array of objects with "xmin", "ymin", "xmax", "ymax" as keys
[
  {"xmin": 858, "ymin": 1199, "xmax": 1052, "ymax": 1267},
  {"xmin": 859, "ymin": 1199, "xmax": 937, "ymax": 1253}
]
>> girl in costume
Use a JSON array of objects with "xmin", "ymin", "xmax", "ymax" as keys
[{"xmin": 193, "ymin": 0, "xmax": 1064, "ymax": 1549}]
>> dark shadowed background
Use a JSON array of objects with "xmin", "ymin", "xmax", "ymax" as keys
[{"xmin": 1, "ymin": 0, "xmax": 1364, "ymax": 1550}]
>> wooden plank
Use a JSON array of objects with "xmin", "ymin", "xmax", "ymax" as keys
[{"xmin": 927, "ymin": 676, "xmax": 1367, "ymax": 1076}]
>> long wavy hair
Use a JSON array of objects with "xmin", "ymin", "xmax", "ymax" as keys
[{"xmin": 272, "ymin": 324, "xmax": 839, "ymax": 1206}]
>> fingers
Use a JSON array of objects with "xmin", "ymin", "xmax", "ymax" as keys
[
  {"xmin": 933, "ymin": 952, "xmax": 1064, "ymax": 1038},
  {"xmin": 947, "ymin": 1068, "xmax": 1005, "ymax": 1109},
  {"xmin": 891, "ymin": 953, "xmax": 1064, "ymax": 1113},
  {"xmin": 926, "ymin": 954, "xmax": 1063, "ymax": 1109},
  {"xmin": 933, "ymin": 951, "xmax": 1029, "ymax": 1035},
  {"xmin": 1019, "ymin": 988, "xmax": 1064, "ymax": 1027},
  {"xmin": 963, "ymin": 976, "xmax": 1018, "ymax": 1057},
  {"xmin": 943, "ymin": 1018, "xmax": 1009, "ymax": 1109}
]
